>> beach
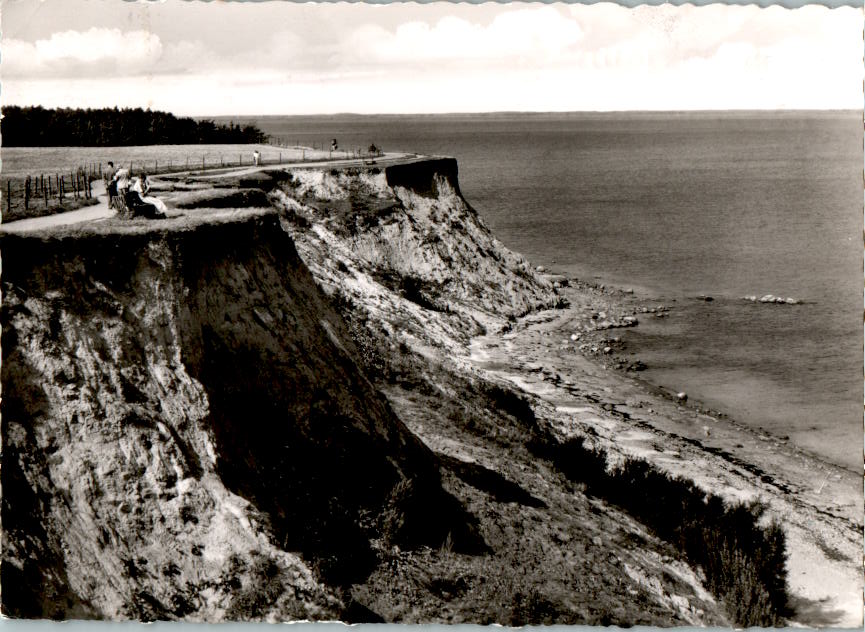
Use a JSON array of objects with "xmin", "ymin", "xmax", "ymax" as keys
[{"xmin": 467, "ymin": 273, "xmax": 862, "ymax": 626}]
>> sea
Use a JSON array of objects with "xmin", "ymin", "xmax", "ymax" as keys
[{"xmin": 245, "ymin": 112, "xmax": 864, "ymax": 471}]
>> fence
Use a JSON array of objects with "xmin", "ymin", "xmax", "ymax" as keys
[
  {"xmin": 3, "ymin": 166, "xmax": 99, "ymax": 218},
  {"xmin": 266, "ymin": 136, "xmax": 385, "ymax": 161}
]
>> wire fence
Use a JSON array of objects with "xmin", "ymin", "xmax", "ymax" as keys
[{"xmin": 3, "ymin": 166, "xmax": 100, "ymax": 220}]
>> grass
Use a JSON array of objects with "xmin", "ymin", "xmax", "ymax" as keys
[
  {"xmin": 530, "ymin": 435, "xmax": 790, "ymax": 627},
  {"xmin": 0, "ymin": 144, "xmax": 328, "ymax": 223},
  {"xmin": 0, "ymin": 144, "xmax": 312, "ymax": 179}
]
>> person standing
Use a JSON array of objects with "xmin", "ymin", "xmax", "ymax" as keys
[
  {"xmin": 253, "ymin": 150, "xmax": 261, "ymax": 166},
  {"xmin": 113, "ymin": 167, "xmax": 130, "ymax": 216},
  {"xmin": 104, "ymin": 161, "xmax": 117, "ymax": 208}
]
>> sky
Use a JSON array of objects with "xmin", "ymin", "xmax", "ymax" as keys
[{"xmin": 1, "ymin": 0, "xmax": 862, "ymax": 115}]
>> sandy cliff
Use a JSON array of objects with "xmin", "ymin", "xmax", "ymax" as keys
[{"xmin": 1, "ymin": 208, "xmax": 476, "ymax": 620}]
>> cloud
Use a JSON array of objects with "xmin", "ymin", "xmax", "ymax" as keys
[
  {"xmin": 1, "ymin": 3, "xmax": 861, "ymax": 114},
  {"xmin": 3, "ymin": 27, "xmax": 163, "ymax": 78},
  {"xmin": 339, "ymin": 7, "xmax": 584, "ymax": 68}
]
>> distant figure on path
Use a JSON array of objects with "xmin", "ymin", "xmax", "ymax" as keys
[
  {"xmin": 253, "ymin": 150, "xmax": 261, "ymax": 166},
  {"xmin": 331, "ymin": 139, "xmax": 338, "ymax": 152}
]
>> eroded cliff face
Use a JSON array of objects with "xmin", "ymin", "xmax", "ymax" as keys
[
  {"xmin": 1, "ymin": 211, "xmax": 476, "ymax": 621},
  {"xmin": 273, "ymin": 159, "xmax": 561, "ymax": 354}
]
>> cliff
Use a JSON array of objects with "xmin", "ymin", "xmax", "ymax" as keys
[
  {"xmin": 1, "ymin": 207, "xmax": 479, "ymax": 620},
  {"xmin": 273, "ymin": 158, "xmax": 561, "ymax": 356},
  {"xmin": 2, "ymin": 157, "xmax": 809, "ymax": 625}
]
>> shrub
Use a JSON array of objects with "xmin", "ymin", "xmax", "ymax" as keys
[
  {"xmin": 479, "ymin": 383, "xmax": 537, "ymax": 431},
  {"xmin": 379, "ymin": 477, "xmax": 488, "ymax": 555}
]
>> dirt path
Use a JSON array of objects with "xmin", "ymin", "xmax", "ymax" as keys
[{"xmin": 0, "ymin": 180, "xmax": 116, "ymax": 233}]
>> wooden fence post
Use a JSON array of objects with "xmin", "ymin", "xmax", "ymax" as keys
[
  {"xmin": 7, "ymin": 181, "xmax": 11, "ymax": 216},
  {"xmin": 44, "ymin": 181, "xmax": 49, "ymax": 206}
]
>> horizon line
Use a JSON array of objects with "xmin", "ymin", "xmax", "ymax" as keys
[
  {"xmin": 3, "ymin": 104, "xmax": 861, "ymax": 119},
  {"xmin": 201, "ymin": 107, "xmax": 863, "ymax": 118}
]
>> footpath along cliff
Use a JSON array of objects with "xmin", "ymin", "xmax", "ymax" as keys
[{"xmin": 2, "ymin": 157, "xmax": 856, "ymax": 625}]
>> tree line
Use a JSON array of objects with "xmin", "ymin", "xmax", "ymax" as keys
[{"xmin": 1, "ymin": 106, "xmax": 268, "ymax": 146}]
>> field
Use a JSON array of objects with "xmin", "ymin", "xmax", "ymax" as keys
[{"xmin": 1, "ymin": 143, "xmax": 356, "ymax": 179}]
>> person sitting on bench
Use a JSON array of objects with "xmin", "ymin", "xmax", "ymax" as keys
[{"xmin": 126, "ymin": 173, "xmax": 167, "ymax": 219}]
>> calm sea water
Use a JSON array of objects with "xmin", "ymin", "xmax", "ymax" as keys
[{"xmin": 232, "ymin": 113, "xmax": 863, "ymax": 470}]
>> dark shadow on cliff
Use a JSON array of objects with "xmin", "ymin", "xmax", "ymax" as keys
[
  {"xmin": 438, "ymin": 454, "xmax": 546, "ymax": 509},
  {"xmin": 173, "ymin": 217, "xmax": 486, "ymax": 586}
]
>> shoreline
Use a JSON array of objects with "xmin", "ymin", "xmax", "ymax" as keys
[
  {"xmin": 465, "ymin": 269, "xmax": 862, "ymax": 628},
  {"xmin": 529, "ymin": 264, "xmax": 859, "ymax": 474}
]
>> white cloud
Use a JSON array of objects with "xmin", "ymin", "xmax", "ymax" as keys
[
  {"xmin": 36, "ymin": 28, "xmax": 161, "ymax": 64},
  {"xmin": 340, "ymin": 7, "xmax": 583, "ymax": 67},
  {"xmin": 3, "ymin": 27, "xmax": 163, "ymax": 77},
  {"xmin": 2, "ymin": 3, "xmax": 861, "ymax": 114}
]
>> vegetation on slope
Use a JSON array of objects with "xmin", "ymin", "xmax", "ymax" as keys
[{"xmin": 530, "ymin": 434, "xmax": 789, "ymax": 626}]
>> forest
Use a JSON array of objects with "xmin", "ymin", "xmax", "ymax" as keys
[{"xmin": 1, "ymin": 106, "xmax": 267, "ymax": 146}]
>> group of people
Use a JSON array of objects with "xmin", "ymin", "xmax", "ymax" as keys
[{"xmin": 104, "ymin": 161, "xmax": 167, "ymax": 219}]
